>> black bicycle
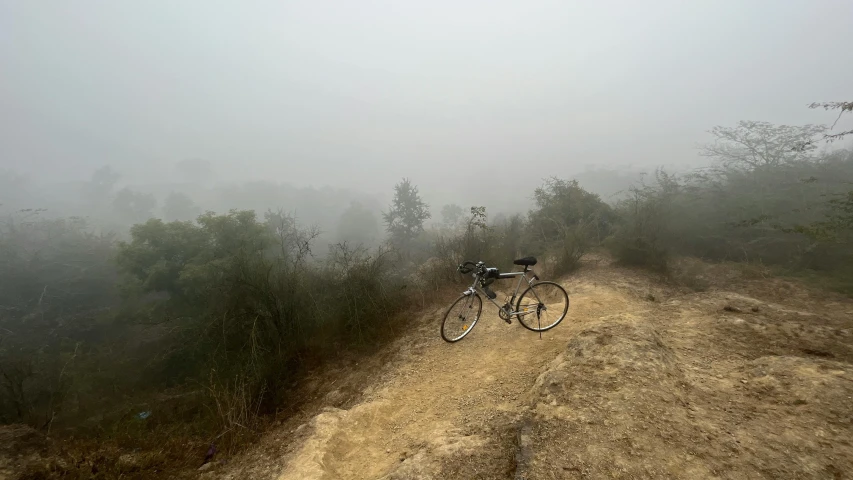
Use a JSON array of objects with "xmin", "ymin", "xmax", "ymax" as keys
[{"xmin": 440, "ymin": 256, "xmax": 570, "ymax": 343}]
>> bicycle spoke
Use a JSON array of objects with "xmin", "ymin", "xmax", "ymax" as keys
[
  {"xmin": 441, "ymin": 294, "xmax": 483, "ymax": 342},
  {"xmin": 516, "ymin": 282, "xmax": 569, "ymax": 332}
]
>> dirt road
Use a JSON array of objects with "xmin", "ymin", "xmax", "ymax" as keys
[{"xmin": 215, "ymin": 259, "xmax": 853, "ymax": 479}]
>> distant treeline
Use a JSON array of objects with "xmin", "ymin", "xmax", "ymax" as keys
[{"xmin": 2, "ymin": 119, "xmax": 852, "ymax": 455}]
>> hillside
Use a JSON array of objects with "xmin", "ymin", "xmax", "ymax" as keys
[{"xmin": 193, "ymin": 257, "xmax": 853, "ymax": 480}]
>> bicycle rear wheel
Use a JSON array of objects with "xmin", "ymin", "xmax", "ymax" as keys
[
  {"xmin": 441, "ymin": 293, "xmax": 483, "ymax": 343},
  {"xmin": 515, "ymin": 281, "xmax": 569, "ymax": 332}
]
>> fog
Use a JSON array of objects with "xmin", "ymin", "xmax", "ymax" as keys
[
  {"xmin": 5, "ymin": 2, "xmax": 853, "ymax": 470},
  {"xmin": 2, "ymin": 0, "xmax": 852, "ymax": 215}
]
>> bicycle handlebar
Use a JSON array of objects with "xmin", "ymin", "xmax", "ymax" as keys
[{"xmin": 457, "ymin": 260, "xmax": 485, "ymax": 275}]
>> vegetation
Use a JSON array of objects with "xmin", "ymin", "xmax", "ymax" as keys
[
  {"xmin": 0, "ymin": 207, "xmax": 406, "ymax": 450},
  {"xmin": 607, "ymin": 118, "xmax": 853, "ymax": 290},
  {"xmin": 439, "ymin": 204, "xmax": 464, "ymax": 229},
  {"xmin": 0, "ymin": 213, "xmax": 118, "ymax": 429},
  {"xmin": 606, "ymin": 170, "xmax": 677, "ymax": 271},
  {"xmin": 2, "ymin": 106, "xmax": 852, "ymax": 474},
  {"xmin": 383, "ymin": 178, "xmax": 431, "ymax": 256},
  {"xmin": 527, "ymin": 178, "xmax": 612, "ymax": 275}
]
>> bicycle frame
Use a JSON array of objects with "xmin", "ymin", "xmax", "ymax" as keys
[{"xmin": 462, "ymin": 269, "xmax": 542, "ymax": 318}]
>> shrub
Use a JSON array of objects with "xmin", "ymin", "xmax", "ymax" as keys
[
  {"xmin": 527, "ymin": 178, "xmax": 613, "ymax": 254},
  {"xmin": 606, "ymin": 170, "xmax": 677, "ymax": 271},
  {"xmin": 115, "ymin": 210, "xmax": 407, "ymax": 425},
  {"xmin": 0, "ymin": 212, "xmax": 119, "ymax": 427}
]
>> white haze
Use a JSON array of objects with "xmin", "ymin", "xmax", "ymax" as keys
[{"xmin": 1, "ymin": 0, "xmax": 851, "ymax": 214}]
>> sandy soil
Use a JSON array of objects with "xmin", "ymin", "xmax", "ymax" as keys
[{"xmin": 205, "ymin": 257, "xmax": 853, "ymax": 480}]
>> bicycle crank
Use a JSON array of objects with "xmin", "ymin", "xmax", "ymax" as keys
[{"xmin": 499, "ymin": 303, "xmax": 513, "ymax": 323}]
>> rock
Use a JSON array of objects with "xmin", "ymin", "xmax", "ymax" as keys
[
  {"xmin": 118, "ymin": 454, "xmax": 141, "ymax": 471},
  {"xmin": 0, "ymin": 425, "xmax": 46, "ymax": 455},
  {"xmin": 0, "ymin": 425, "xmax": 48, "ymax": 479},
  {"xmin": 198, "ymin": 462, "xmax": 215, "ymax": 471}
]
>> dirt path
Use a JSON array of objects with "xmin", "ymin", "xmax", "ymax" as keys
[
  {"xmin": 270, "ymin": 272, "xmax": 638, "ymax": 480},
  {"xmin": 213, "ymin": 260, "xmax": 853, "ymax": 480}
]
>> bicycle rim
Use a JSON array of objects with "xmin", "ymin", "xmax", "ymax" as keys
[
  {"xmin": 441, "ymin": 294, "xmax": 482, "ymax": 342},
  {"xmin": 515, "ymin": 281, "xmax": 569, "ymax": 332}
]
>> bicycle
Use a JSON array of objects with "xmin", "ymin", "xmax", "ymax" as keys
[{"xmin": 440, "ymin": 256, "xmax": 570, "ymax": 343}]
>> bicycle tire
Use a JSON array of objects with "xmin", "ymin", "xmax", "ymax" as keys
[
  {"xmin": 441, "ymin": 293, "xmax": 483, "ymax": 343},
  {"xmin": 515, "ymin": 281, "xmax": 569, "ymax": 332}
]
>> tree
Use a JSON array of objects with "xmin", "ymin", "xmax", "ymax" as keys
[
  {"xmin": 336, "ymin": 202, "xmax": 380, "ymax": 247},
  {"xmin": 607, "ymin": 170, "xmax": 680, "ymax": 270},
  {"xmin": 527, "ymin": 178, "xmax": 613, "ymax": 273},
  {"xmin": 82, "ymin": 166, "xmax": 120, "ymax": 206},
  {"xmin": 528, "ymin": 177, "xmax": 612, "ymax": 244},
  {"xmin": 115, "ymin": 209, "xmax": 403, "ymax": 417},
  {"xmin": 265, "ymin": 209, "xmax": 318, "ymax": 266},
  {"xmin": 117, "ymin": 211, "xmax": 270, "ymax": 299},
  {"xmin": 440, "ymin": 204, "xmax": 463, "ymax": 229},
  {"xmin": 795, "ymin": 102, "xmax": 853, "ymax": 246},
  {"xmin": 0, "ymin": 213, "xmax": 117, "ymax": 425},
  {"xmin": 0, "ymin": 170, "xmax": 31, "ymax": 210},
  {"xmin": 805, "ymin": 101, "xmax": 853, "ymax": 146},
  {"xmin": 113, "ymin": 188, "xmax": 157, "ymax": 224},
  {"xmin": 701, "ymin": 121, "xmax": 825, "ymax": 170},
  {"xmin": 382, "ymin": 178, "xmax": 430, "ymax": 249},
  {"xmin": 162, "ymin": 192, "xmax": 201, "ymax": 222},
  {"xmin": 451, "ymin": 206, "xmax": 491, "ymax": 265},
  {"xmin": 466, "ymin": 206, "xmax": 488, "ymax": 230},
  {"xmin": 174, "ymin": 158, "xmax": 215, "ymax": 185}
]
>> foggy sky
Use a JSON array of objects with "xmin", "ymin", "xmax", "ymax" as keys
[{"xmin": 1, "ymin": 0, "xmax": 851, "ymax": 212}]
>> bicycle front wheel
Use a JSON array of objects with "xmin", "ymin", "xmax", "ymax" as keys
[
  {"xmin": 441, "ymin": 293, "xmax": 483, "ymax": 343},
  {"xmin": 515, "ymin": 281, "xmax": 569, "ymax": 332}
]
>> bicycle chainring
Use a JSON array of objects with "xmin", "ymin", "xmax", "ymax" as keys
[{"xmin": 499, "ymin": 303, "xmax": 512, "ymax": 322}]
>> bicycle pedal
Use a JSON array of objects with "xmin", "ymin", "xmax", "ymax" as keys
[{"xmin": 504, "ymin": 318, "xmax": 512, "ymax": 324}]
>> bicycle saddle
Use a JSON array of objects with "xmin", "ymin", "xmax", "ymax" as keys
[{"xmin": 513, "ymin": 256, "xmax": 537, "ymax": 266}]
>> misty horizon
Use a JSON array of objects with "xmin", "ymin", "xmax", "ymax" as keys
[
  {"xmin": 3, "ymin": 3, "xmax": 853, "ymax": 476},
  {"xmin": 2, "ymin": 1, "xmax": 852, "ymax": 214}
]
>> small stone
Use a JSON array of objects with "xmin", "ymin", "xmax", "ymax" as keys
[
  {"xmin": 740, "ymin": 380, "xmax": 748, "ymax": 384},
  {"xmin": 118, "ymin": 454, "xmax": 142, "ymax": 471},
  {"xmin": 198, "ymin": 463, "xmax": 214, "ymax": 472}
]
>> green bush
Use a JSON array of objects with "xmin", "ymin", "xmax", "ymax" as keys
[
  {"xmin": 549, "ymin": 221, "xmax": 597, "ymax": 276},
  {"xmin": 603, "ymin": 144, "xmax": 853, "ymax": 289},
  {"xmin": 605, "ymin": 170, "xmax": 676, "ymax": 271},
  {"xmin": 527, "ymin": 178, "xmax": 613, "ymax": 253},
  {"xmin": 523, "ymin": 178, "xmax": 613, "ymax": 276},
  {"xmin": 115, "ymin": 209, "xmax": 406, "ymax": 423},
  {"xmin": 0, "ymin": 206, "xmax": 407, "ymax": 440},
  {"xmin": 0, "ymin": 212, "xmax": 119, "ymax": 427}
]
